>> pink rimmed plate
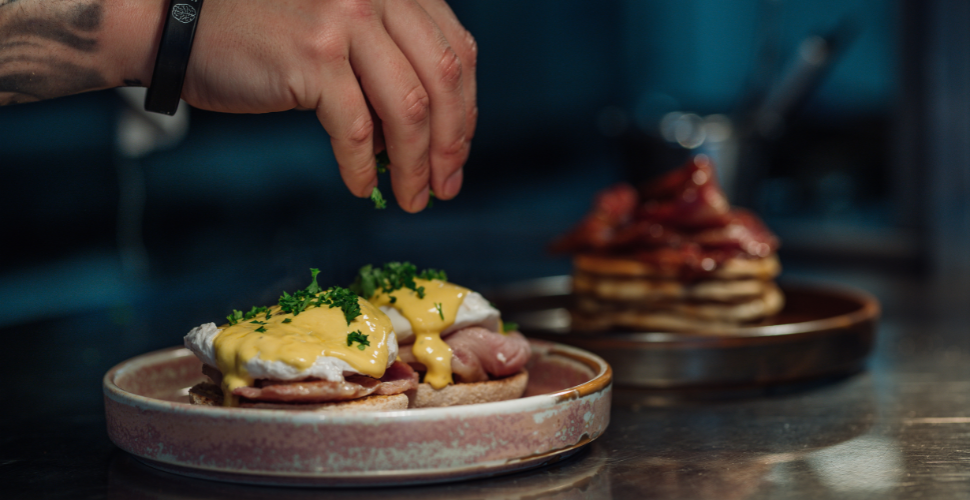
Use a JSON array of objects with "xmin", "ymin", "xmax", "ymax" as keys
[{"xmin": 103, "ymin": 340, "xmax": 612, "ymax": 487}]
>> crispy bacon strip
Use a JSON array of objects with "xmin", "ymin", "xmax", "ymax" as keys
[
  {"xmin": 549, "ymin": 156, "xmax": 779, "ymax": 274},
  {"xmin": 549, "ymin": 183, "xmax": 638, "ymax": 253}
]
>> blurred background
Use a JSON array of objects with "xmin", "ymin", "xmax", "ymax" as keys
[{"xmin": 1, "ymin": 0, "xmax": 968, "ymax": 358}]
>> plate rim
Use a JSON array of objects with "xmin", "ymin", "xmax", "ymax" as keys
[{"xmin": 494, "ymin": 277, "xmax": 880, "ymax": 345}]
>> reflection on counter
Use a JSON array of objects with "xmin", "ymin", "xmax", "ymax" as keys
[
  {"xmin": 806, "ymin": 435, "xmax": 903, "ymax": 493},
  {"xmin": 107, "ymin": 450, "xmax": 612, "ymax": 500}
]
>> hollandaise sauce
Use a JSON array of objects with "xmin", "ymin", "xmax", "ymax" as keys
[
  {"xmin": 370, "ymin": 279, "xmax": 467, "ymax": 389},
  {"xmin": 212, "ymin": 297, "xmax": 393, "ymax": 406}
]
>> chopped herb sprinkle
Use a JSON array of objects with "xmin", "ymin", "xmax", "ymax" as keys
[
  {"xmin": 347, "ymin": 331, "xmax": 370, "ymax": 350},
  {"xmin": 370, "ymin": 186, "xmax": 387, "ymax": 209},
  {"xmin": 227, "ymin": 305, "xmax": 269, "ymax": 326},
  {"xmin": 349, "ymin": 262, "xmax": 448, "ymax": 300},
  {"xmin": 226, "ymin": 269, "xmax": 363, "ymax": 329}
]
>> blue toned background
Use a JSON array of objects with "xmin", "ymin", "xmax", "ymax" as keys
[{"xmin": 3, "ymin": 0, "xmax": 962, "ymax": 358}]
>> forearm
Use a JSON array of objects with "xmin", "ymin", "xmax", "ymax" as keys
[{"xmin": 0, "ymin": 0, "xmax": 162, "ymax": 106}]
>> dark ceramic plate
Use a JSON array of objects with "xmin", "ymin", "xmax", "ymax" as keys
[{"xmin": 489, "ymin": 277, "xmax": 880, "ymax": 389}]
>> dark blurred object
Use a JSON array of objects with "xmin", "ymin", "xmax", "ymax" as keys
[
  {"xmin": 733, "ymin": 17, "xmax": 861, "ymax": 206},
  {"xmin": 897, "ymin": 0, "xmax": 970, "ymax": 284}
]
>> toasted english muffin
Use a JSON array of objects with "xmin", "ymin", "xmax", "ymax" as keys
[
  {"xmin": 409, "ymin": 370, "xmax": 529, "ymax": 408},
  {"xmin": 188, "ymin": 382, "xmax": 411, "ymax": 411}
]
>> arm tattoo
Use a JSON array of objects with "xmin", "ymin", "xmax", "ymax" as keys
[{"xmin": 0, "ymin": 0, "xmax": 108, "ymax": 105}]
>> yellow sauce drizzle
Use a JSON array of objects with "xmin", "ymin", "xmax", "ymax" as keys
[
  {"xmin": 413, "ymin": 333, "xmax": 453, "ymax": 389},
  {"xmin": 212, "ymin": 297, "xmax": 393, "ymax": 406},
  {"xmin": 369, "ymin": 279, "xmax": 468, "ymax": 389}
]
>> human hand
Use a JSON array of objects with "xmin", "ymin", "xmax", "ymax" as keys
[{"xmin": 179, "ymin": 0, "xmax": 477, "ymax": 212}]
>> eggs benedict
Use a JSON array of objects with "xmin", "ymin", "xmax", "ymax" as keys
[
  {"xmin": 184, "ymin": 269, "xmax": 418, "ymax": 410},
  {"xmin": 349, "ymin": 262, "xmax": 532, "ymax": 408}
]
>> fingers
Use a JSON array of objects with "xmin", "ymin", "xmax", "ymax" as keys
[
  {"xmin": 351, "ymin": 21, "xmax": 432, "ymax": 213},
  {"xmin": 383, "ymin": 0, "xmax": 468, "ymax": 201},
  {"xmin": 314, "ymin": 67, "xmax": 379, "ymax": 199},
  {"xmin": 309, "ymin": 0, "xmax": 478, "ymax": 210},
  {"xmin": 415, "ymin": 0, "xmax": 478, "ymax": 148}
]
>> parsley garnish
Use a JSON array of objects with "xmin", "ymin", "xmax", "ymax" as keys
[
  {"xmin": 418, "ymin": 268, "xmax": 448, "ymax": 281},
  {"xmin": 227, "ymin": 305, "xmax": 269, "ymax": 326},
  {"xmin": 278, "ymin": 268, "xmax": 323, "ymax": 316},
  {"xmin": 369, "ymin": 152, "xmax": 437, "ymax": 210},
  {"xmin": 224, "ymin": 269, "xmax": 362, "ymax": 329},
  {"xmin": 318, "ymin": 287, "xmax": 363, "ymax": 325},
  {"xmin": 370, "ymin": 186, "xmax": 387, "ymax": 210},
  {"xmin": 277, "ymin": 269, "xmax": 361, "ymax": 325},
  {"xmin": 502, "ymin": 321, "xmax": 519, "ymax": 334},
  {"xmin": 376, "ymin": 150, "xmax": 390, "ymax": 174},
  {"xmin": 349, "ymin": 262, "xmax": 449, "ymax": 300},
  {"xmin": 369, "ymin": 151, "xmax": 390, "ymax": 209},
  {"xmin": 347, "ymin": 331, "xmax": 370, "ymax": 350},
  {"xmin": 435, "ymin": 302, "xmax": 444, "ymax": 320}
]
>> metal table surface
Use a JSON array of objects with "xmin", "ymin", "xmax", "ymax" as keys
[{"xmin": 2, "ymin": 273, "xmax": 969, "ymax": 499}]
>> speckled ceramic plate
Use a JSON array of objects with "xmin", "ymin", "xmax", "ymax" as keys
[{"xmin": 103, "ymin": 340, "xmax": 612, "ymax": 487}]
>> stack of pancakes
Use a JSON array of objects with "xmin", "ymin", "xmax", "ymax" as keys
[{"xmin": 552, "ymin": 156, "xmax": 783, "ymax": 333}]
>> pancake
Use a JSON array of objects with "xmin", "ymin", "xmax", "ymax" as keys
[{"xmin": 552, "ymin": 156, "xmax": 784, "ymax": 334}]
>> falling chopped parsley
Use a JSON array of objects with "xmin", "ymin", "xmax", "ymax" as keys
[
  {"xmin": 347, "ymin": 330, "xmax": 370, "ymax": 351},
  {"xmin": 366, "ymin": 151, "xmax": 390, "ymax": 209},
  {"xmin": 369, "ymin": 151, "xmax": 437, "ymax": 210},
  {"xmin": 502, "ymin": 321, "xmax": 519, "ymax": 334},
  {"xmin": 349, "ymin": 262, "xmax": 449, "ymax": 300},
  {"xmin": 376, "ymin": 150, "xmax": 390, "ymax": 174},
  {"xmin": 370, "ymin": 187, "xmax": 387, "ymax": 209},
  {"xmin": 435, "ymin": 302, "xmax": 444, "ymax": 320}
]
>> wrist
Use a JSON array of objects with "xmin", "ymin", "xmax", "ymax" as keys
[{"xmin": 103, "ymin": 0, "xmax": 167, "ymax": 88}]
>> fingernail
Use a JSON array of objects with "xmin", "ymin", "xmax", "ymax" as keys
[
  {"xmin": 410, "ymin": 186, "xmax": 430, "ymax": 212},
  {"xmin": 443, "ymin": 169, "xmax": 464, "ymax": 199}
]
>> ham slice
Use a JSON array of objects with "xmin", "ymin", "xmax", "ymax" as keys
[
  {"xmin": 230, "ymin": 361, "xmax": 419, "ymax": 403},
  {"xmin": 398, "ymin": 327, "xmax": 531, "ymax": 383},
  {"xmin": 372, "ymin": 360, "xmax": 421, "ymax": 395}
]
